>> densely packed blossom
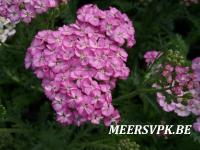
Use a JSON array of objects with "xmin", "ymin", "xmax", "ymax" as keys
[
  {"xmin": 76, "ymin": 4, "xmax": 135, "ymax": 47},
  {"xmin": 144, "ymin": 50, "xmax": 200, "ymax": 132},
  {"xmin": 25, "ymin": 4, "xmax": 135, "ymax": 126},
  {"xmin": 0, "ymin": 0, "xmax": 67, "ymax": 23},
  {"xmin": 0, "ymin": 17, "xmax": 16, "ymax": 45}
]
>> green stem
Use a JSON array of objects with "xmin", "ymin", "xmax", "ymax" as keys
[
  {"xmin": 1, "ymin": 43, "xmax": 24, "ymax": 51},
  {"xmin": 3, "ymin": 67, "xmax": 43, "ymax": 92},
  {"xmin": 0, "ymin": 128, "xmax": 29, "ymax": 133},
  {"xmin": 113, "ymin": 88, "xmax": 161, "ymax": 101}
]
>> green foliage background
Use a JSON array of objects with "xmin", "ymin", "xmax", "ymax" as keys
[{"xmin": 0, "ymin": 0, "xmax": 200, "ymax": 149}]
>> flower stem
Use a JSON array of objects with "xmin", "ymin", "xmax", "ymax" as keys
[
  {"xmin": 113, "ymin": 88, "xmax": 160, "ymax": 102},
  {"xmin": 0, "ymin": 128, "xmax": 29, "ymax": 133}
]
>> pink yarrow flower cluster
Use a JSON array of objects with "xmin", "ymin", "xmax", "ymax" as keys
[
  {"xmin": 0, "ymin": 0, "xmax": 67, "ymax": 23},
  {"xmin": 144, "ymin": 51, "xmax": 200, "ymax": 132},
  {"xmin": 144, "ymin": 50, "xmax": 161, "ymax": 65},
  {"xmin": 25, "ymin": 4, "xmax": 135, "ymax": 126}
]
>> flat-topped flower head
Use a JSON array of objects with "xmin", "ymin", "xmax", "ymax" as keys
[
  {"xmin": 25, "ymin": 4, "xmax": 136, "ymax": 126},
  {"xmin": 77, "ymin": 4, "xmax": 136, "ymax": 47}
]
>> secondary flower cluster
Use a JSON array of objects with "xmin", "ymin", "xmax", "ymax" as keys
[
  {"xmin": 25, "ymin": 4, "xmax": 135, "ymax": 126},
  {"xmin": 117, "ymin": 138, "xmax": 140, "ymax": 150},
  {"xmin": 0, "ymin": 0, "xmax": 67, "ymax": 23},
  {"xmin": 144, "ymin": 50, "xmax": 200, "ymax": 132},
  {"xmin": 0, "ymin": 17, "xmax": 16, "ymax": 45},
  {"xmin": 144, "ymin": 50, "xmax": 161, "ymax": 65},
  {"xmin": 180, "ymin": 0, "xmax": 199, "ymax": 6}
]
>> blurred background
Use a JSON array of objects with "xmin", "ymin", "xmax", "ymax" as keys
[{"xmin": 0, "ymin": 0, "xmax": 200, "ymax": 149}]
